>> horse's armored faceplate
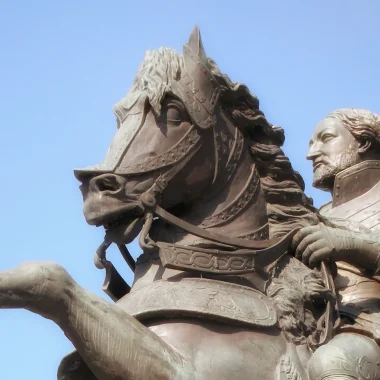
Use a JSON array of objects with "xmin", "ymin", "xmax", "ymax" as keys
[{"xmin": 74, "ymin": 96, "xmax": 147, "ymax": 179}]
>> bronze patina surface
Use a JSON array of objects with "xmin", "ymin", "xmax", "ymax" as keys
[{"xmin": 2, "ymin": 27, "xmax": 377, "ymax": 380}]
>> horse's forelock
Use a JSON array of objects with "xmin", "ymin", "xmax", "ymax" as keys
[{"xmin": 115, "ymin": 48, "xmax": 184, "ymax": 118}]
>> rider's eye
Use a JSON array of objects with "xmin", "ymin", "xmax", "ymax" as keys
[{"xmin": 321, "ymin": 134, "xmax": 334, "ymax": 143}]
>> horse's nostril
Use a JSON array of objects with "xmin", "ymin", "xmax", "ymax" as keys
[
  {"xmin": 91, "ymin": 174, "xmax": 125, "ymax": 193},
  {"xmin": 97, "ymin": 178, "xmax": 118, "ymax": 192}
]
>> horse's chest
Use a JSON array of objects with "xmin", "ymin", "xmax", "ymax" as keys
[{"xmin": 148, "ymin": 320, "xmax": 287, "ymax": 380}]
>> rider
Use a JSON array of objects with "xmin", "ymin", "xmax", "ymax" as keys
[{"xmin": 293, "ymin": 108, "xmax": 380, "ymax": 380}]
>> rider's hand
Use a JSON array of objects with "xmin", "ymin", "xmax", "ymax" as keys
[{"xmin": 291, "ymin": 223, "xmax": 380, "ymax": 271}]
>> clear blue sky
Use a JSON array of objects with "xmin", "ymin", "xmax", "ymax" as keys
[{"xmin": 1, "ymin": 1, "xmax": 379, "ymax": 378}]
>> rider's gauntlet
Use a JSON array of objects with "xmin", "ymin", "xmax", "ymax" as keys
[{"xmin": 322, "ymin": 225, "xmax": 380, "ymax": 275}]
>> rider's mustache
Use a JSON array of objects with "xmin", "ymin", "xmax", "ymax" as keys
[{"xmin": 312, "ymin": 157, "xmax": 332, "ymax": 170}]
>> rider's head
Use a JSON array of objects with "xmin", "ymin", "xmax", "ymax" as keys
[{"xmin": 307, "ymin": 108, "xmax": 380, "ymax": 192}]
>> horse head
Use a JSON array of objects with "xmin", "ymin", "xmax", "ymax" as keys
[{"xmin": 75, "ymin": 26, "xmax": 318, "ymax": 251}]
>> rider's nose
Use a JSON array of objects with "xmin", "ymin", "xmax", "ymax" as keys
[
  {"xmin": 306, "ymin": 144, "xmax": 320, "ymax": 161},
  {"xmin": 89, "ymin": 174, "xmax": 126, "ymax": 194}
]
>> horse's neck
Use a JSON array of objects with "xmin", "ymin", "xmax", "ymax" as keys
[{"xmin": 153, "ymin": 150, "xmax": 269, "ymax": 246}]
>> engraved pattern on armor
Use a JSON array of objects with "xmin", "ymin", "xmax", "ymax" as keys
[
  {"xmin": 212, "ymin": 128, "xmax": 233, "ymax": 184},
  {"xmin": 135, "ymin": 224, "xmax": 269, "ymax": 267},
  {"xmin": 202, "ymin": 127, "xmax": 245, "ymax": 201},
  {"xmin": 357, "ymin": 356, "xmax": 380, "ymax": 380},
  {"xmin": 117, "ymin": 278, "xmax": 277, "ymax": 327},
  {"xmin": 321, "ymin": 180, "xmax": 380, "ymax": 232},
  {"xmin": 158, "ymin": 243, "xmax": 256, "ymax": 274},
  {"xmin": 238, "ymin": 223, "xmax": 269, "ymax": 241},
  {"xmin": 116, "ymin": 126, "xmax": 201, "ymax": 174},
  {"xmin": 278, "ymin": 356, "xmax": 303, "ymax": 380},
  {"xmin": 333, "ymin": 161, "xmax": 380, "ymax": 208},
  {"xmin": 314, "ymin": 359, "xmax": 359, "ymax": 380},
  {"xmin": 201, "ymin": 166, "xmax": 259, "ymax": 228},
  {"xmin": 224, "ymin": 128, "xmax": 245, "ymax": 184},
  {"xmin": 175, "ymin": 42, "xmax": 221, "ymax": 129},
  {"xmin": 314, "ymin": 355, "xmax": 380, "ymax": 380}
]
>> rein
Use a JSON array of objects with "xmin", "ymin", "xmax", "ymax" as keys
[{"xmin": 139, "ymin": 191, "xmax": 291, "ymax": 251}]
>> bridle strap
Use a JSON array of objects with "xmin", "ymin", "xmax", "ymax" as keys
[
  {"xmin": 116, "ymin": 125, "xmax": 202, "ymax": 175},
  {"xmin": 140, "ymin": 191, "xmax": 295, "ymax": 251},
  {"xmin": 148, "ymin": 133, "xmax": 204, "ymax": 197},
  {"xmin": 200, "ymin": 164, "xmax": 259, "ymax": 229}
]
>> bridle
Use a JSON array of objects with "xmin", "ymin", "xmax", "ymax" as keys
[{"xmin": 94, "ymin": 101, "xmax": 297, "ymax": 283}]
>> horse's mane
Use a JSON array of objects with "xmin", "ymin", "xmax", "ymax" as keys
[{"xmin": 208, "ymin": 59, "xmax": 320, "ymax": 237}]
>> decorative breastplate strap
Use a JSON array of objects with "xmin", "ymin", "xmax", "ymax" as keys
[
  {"xmin": 201, "ymin": 164, "xmax": 260, "ymax": 228},
  {"xmin": 156, "ymin": 239, "xmax": 291, "ymax": 275},
  {"xmin": 200, "ymin": 126, "xmax": 245, "ymax": 204}
]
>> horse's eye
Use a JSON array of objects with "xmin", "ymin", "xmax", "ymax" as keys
[{"xmin": 165, "ymin": 105, "xmax": 183, "ymax": 126}]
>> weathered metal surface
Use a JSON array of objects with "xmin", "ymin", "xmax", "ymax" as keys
[
  {"xmin": 118, "ymin": 278, "xmax": 277, "ymax": 327},
  {"xmin": 5, "ymin": 27, "xmax": 380, "ymax": 380}
]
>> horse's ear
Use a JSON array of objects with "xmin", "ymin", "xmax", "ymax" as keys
[{"xmin": 187, "ymin": 26, "xmax": 208, "ymax": 66}]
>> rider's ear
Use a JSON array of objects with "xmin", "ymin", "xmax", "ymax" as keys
[{"xmin": 358, "ymin": 138, "xmax": 372, "ymax": 155}]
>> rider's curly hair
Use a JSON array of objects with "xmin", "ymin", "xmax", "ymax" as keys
[{"xmin": 327, "ymin": 108, "xmax": 380, "ymax": 157}]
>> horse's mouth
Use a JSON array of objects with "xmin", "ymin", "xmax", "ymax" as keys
[
  {"xmin": 102, "ymin": 209, "xmax": 142, "ymax": 229},
  {"xmin": 83, "ymin": 196, "xmax": 146, "ymax": 244},
  {"xmin": 83, "ymin": 198, "xmax": 141, "ymax": 225},
  {"xmin": 102, "ymin": 209, "xmax": 145, "ymax": 245}
]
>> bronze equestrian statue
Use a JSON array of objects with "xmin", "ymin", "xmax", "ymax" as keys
[
  {"xmin": 0, "ymin": 27, "xmax": 376, "ymax": 379},
  {"xmin": 293, "ymin": 109, "xmax": 380, "ymax": 379}
]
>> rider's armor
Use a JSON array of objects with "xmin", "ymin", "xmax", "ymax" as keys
[{"xmin": 309, "ymin": 161, "xmax": 380, "ymax": 380}]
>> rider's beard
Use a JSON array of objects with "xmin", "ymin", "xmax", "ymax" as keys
[{"xmin": 312, "ymin": 144, "xmax": 359, "ymax": 192}]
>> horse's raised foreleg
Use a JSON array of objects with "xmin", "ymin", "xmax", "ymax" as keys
[{"xmin": 0, "ymin": 262, "xmax": 191, "ymax": 380}]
